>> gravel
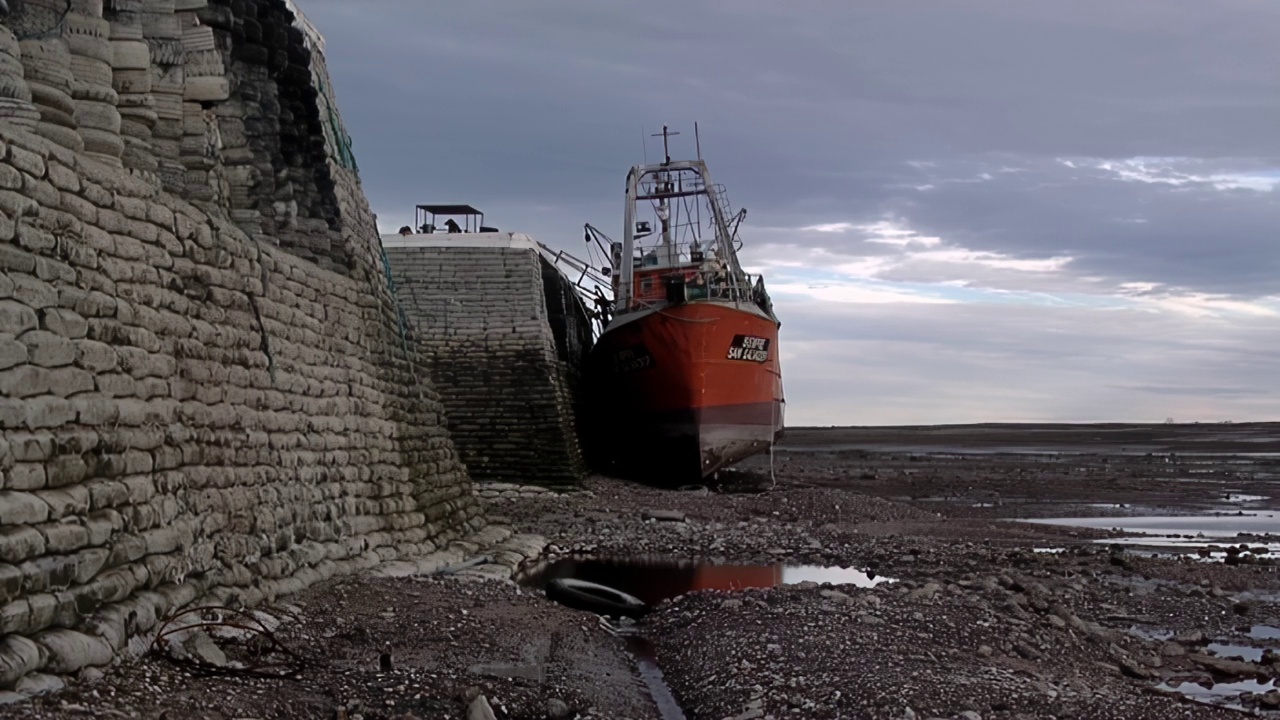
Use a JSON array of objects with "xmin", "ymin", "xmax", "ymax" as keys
[{"xmin": 8, "ymin": 576, "xmax": 657, "ymax": 720}]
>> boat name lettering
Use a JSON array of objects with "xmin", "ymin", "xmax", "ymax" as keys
[
  {"xmin": 727, "ymin": 335, "xmax": 770, "ymax": 363},
  {"xmin": 614, "ymin": 345, "xmax": 654, "ymax": 373}
]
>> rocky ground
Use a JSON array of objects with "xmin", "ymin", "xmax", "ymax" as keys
[
  {"xmin": 9, "ymin": 575, "xmax": 655, "ymax": 720},
  {"xmin": 4, "ymin": 423, "xmax": 1280, "ymax": 719},
  {"xmin": 646, "ymin": 554, "xmax": 1278, "ymax": 720}
]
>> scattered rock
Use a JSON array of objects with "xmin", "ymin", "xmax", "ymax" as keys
[
  {"xmin": 467, "ymin": 695, "xmax": 497, "ymax": 720},
  {"xmin": 545, "ymin": 698, "xmax": 571, "ymax": 719},
  {"xmin": 907, "ymin": 582, "xmax": 942, "ymax": 601},
  {"xmin": 13, "ymin": 673, "xmax": 62, "ymax": 697},
  {"xmin": 1189, "ymin": 652, "xmax": 1265, "ymax": 678},
  {"xmin": 467, "ymin": 662, "xmax": 544, "ymax": 682},
  {"xmin": 183, "ymin": 632, "xmax": 228, "ymax": 668},
  {"xmin": 1174, "ymin": 630, "xmax": 1204, "ymax": 645}
]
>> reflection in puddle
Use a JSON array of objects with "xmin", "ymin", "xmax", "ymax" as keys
[
  {"xmin": 524, "ymin": 557, "xmax": 892, "ymax": 720},
  {"xmin": 1252, "ymin": 625, "xmax": 1280, "ymax": 641},
  {"xmin": 1021, "ymin": 512, "xmax": 1278, "ymax": 537},
  {"xmin": 521, "ymin": 556, "xmax": 894, "ymax": 609},
  {"xmin": 1096, "ymin": 536, "xmax": 1280, "ymax": 558},
  {"xmin": 1224, "ymin": 493, "xmax": 1270, "ymax": 503},
  {"xmin": 1207, "ymin": 643, "xmax": 1269, "ymax": 663},
  {"xmin": 1159, "ymin": 678, "xmax": 1276, "ymax": 701},
  {"xmin": 782, "ymin": 565, "xmax": 893, "ymax": 587}
]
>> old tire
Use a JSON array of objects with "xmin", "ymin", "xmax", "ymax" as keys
[{"xmin": 545, "ymin": 578, "xmax": 648, "ymax": 618}]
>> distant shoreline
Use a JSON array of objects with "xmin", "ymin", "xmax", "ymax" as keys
[{"xmin": 776, "ymin": 421, "xmax": 1280, "ymax": 454}]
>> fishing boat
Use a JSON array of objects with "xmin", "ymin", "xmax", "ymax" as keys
[{"xmin": 582, "ymin": 127, "xmax": 784, "ymax": 482}]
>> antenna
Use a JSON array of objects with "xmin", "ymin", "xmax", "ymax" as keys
[
  {"xmin": 641, "ymin": 125, "xmax": 649, "ymax": 164},
  {"xmin": 651, "ymin": 125, "xmax": 680, "ymax": 165},
  {"xmin": 695, "ymin": 121, "xmax": 702, "ymax": 160}
]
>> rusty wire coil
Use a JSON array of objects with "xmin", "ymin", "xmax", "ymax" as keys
[{"xmin": 150, "ymin": 605, "xmax": 316, "ymax": 680}]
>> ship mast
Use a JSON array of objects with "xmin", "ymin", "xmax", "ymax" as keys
[{"xmin": 652, "ymin": 125, "xmax": 679, "ymax": 267}]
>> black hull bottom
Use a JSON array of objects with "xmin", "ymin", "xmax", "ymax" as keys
[{"xmin": 585, "ymin": 402, "xmax": 782, "ymax": 485}]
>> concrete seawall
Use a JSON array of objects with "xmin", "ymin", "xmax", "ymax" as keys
[
  {"xmin": 0, "ymin": 0, "xmax": 484, "ymax": 690},
  {"xmin": 383, "ymin": 232, "xmax": 592, "ymax": 489}
]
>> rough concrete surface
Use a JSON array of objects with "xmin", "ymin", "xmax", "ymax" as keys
[{"xmin": 385, "ymin": 238, "xmax": 592, "ymax": 490}]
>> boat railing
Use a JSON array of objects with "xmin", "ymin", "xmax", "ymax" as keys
[
  {"xmin": 633, "ymin": 239, "xmax": 747, "ymax": 275},
  {"xmin": 629, "ymin": 262, "xmax": 766, "ymax": 309}
]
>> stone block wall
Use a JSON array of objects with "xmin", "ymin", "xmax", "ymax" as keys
[
  {"xmin": 0, "ymin": 0, "xmax": 484, "ymax": 690},
  {"xmin": 539, "ymin": 251, "xmax": 593, "ymax": 457},
  {"xmin": 384, "ymin": 236, "xmax": 591, "ymax": 489},
  {"xmin": 186, "ymin": 0, "xmax": 354, "ymax": 271}
]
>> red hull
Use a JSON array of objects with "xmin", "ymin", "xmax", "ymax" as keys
[{"xmin": 584, "ymin": 300, "xmax": 784, "ymax": 482}]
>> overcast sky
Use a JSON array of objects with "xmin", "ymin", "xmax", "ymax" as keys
[{"xmin": 301, "ymin": 0, "xmax": 1279, "ymax": 426}]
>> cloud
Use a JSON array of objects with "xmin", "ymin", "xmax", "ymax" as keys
[
  {"xmin": 901, "ymin": 248, "xmax": 1070, "ymax": 273},
  {"xmin": 1093, "ymin": 157, "xmax": 1280, "ymax": 192},
  {"xmin": 859, "ymin": 221, "xmax": 942, "ymax": 248},
  {"xmin": 767, "ymin": 280, "xmax": 955, "ymax": 306},
  {"xmin": 777, "ymin": 301, "xmax": 1279, "ymax": 425},
  {"xmin": 1139, "ymin": 293, "xmax": 1280, "ymax": 319},
  {"xmin": 743, "ymin": 216, "xmax": 1076, "ymax": 296},
  {"xmin": 1115, "ymin": 385, "xmax": 1260, "ymax": 398},
  {"xmin": 801, "ymin": 222, "xmax": 857, "ymax": 234}
]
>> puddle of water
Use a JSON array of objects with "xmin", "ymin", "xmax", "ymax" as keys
[
  {"xmin": 523, "ymin": 557, "xmax": 892, "ymax": 720},
  {"xmin": 522, "ymin": 557, "xmax": 894, "ymax": 609},
  {"xmin": 1097, "ymin": 536, "xmax": 1280, "ymax": 556},
  {"xmin": 612, "ymin": 627, "xmax": 686, "ymax": 720},
  {"xmin": 1159, "ymin": 678, "xmax": 1276, "ymax": 701},
  {"xmin": 1207, "ymin": 643, "xmax": 1270, "ymax": 663},
  {"xmin": 1236, "ymin": 590, "xmax": 1280, "ymax": 604},
  {"xmin": 1177, "ymin": 453, "xmax": 1280, "ymax": 458},
  {"xmin": 782, "ymin": 565, "xmax": 892, "ymax": 587},
  {"xmin": 1020, "ymin": 512, "xmax": 1278, "ymax": 537},
  {"xmin": 917, "ymin": 497, "xmax": 1027, "ymax": 506},
  {"xmin": 1223, "ymin": 493, "xmax": 1269, "ymax": 503},
  {"xmin": 1252, "ymin": 625, "xmax": 1280, "ymax": 641}
]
